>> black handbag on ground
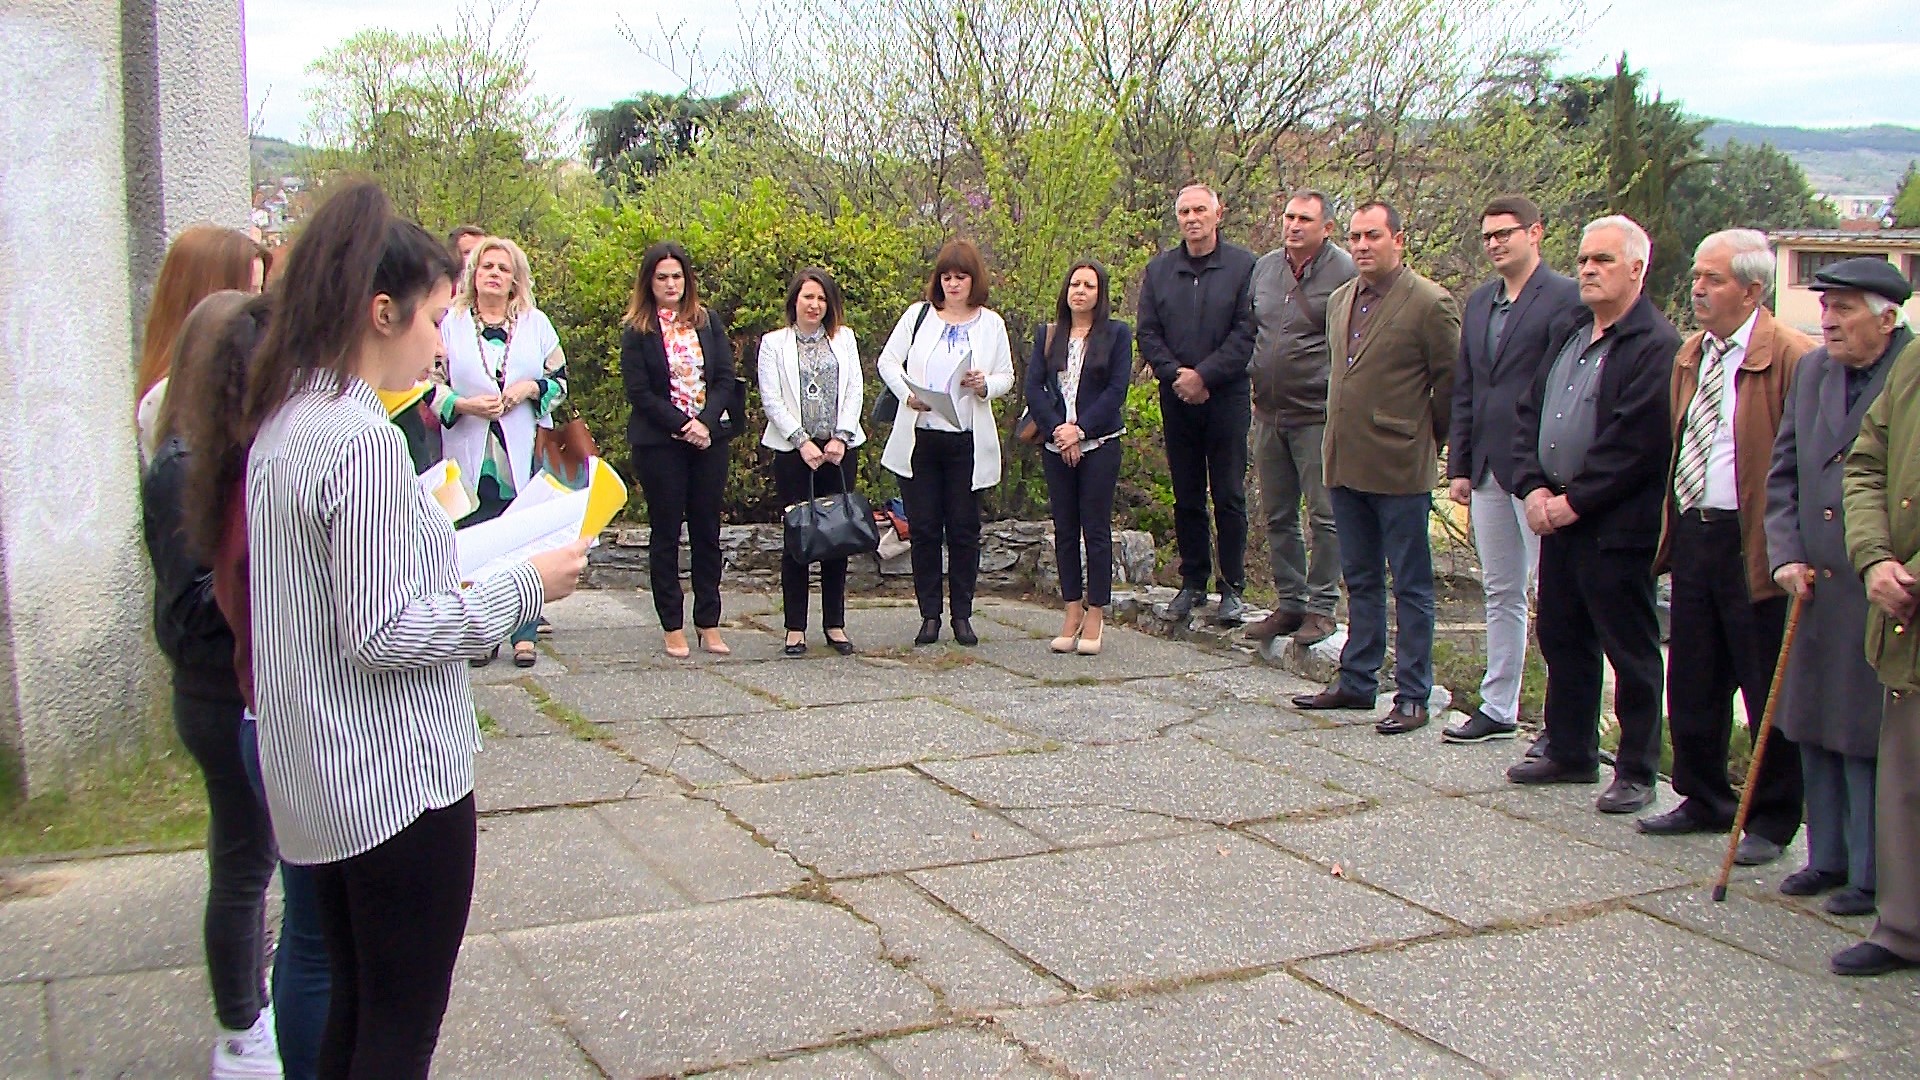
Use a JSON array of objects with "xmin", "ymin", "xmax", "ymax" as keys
[
  {"xmin": 783, "ymin": 470, "xmax": 881, "ymax": 565},
  {"xmin": 870, "ymin": 302, "xmax": 935, "ymax": 424}
]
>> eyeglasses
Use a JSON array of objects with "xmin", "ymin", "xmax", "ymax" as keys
[{"xmin": 1482, "ymin": 225, "xmax": 1526, "ymax": 245}]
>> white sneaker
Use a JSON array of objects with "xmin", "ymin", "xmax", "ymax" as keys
[{"xmin": 211, "ymin": 1009, "xmax": 283, "ymax": 1079}]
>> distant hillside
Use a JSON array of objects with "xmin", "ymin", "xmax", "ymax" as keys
[
  {"xmin": 1701, "ymin": 122, "xmax": 1920, "ymax": 195},
  {"xmin": 251, "ymin": 136, "xmax": 309, "ymax": 185}
]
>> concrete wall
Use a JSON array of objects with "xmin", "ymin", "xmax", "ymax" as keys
[{"xmin": 0, "ymin": 0, "xmax": 248, "ymax": 795}]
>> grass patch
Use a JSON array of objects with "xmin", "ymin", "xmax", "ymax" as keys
[
  {"xmin": 476, "ymin": 710, "xmax": 502, "ymax": 736},
  {"xmin": 520, "ymin": 680, "xmax": 609, "ymax": 744},
  {"xmin": 0, "ymin": 747, "xmax": 207, "ymax": 859},
  {"xmin": 1432, "ymin": 636, "xmax": 1546, "ymax": 721}
]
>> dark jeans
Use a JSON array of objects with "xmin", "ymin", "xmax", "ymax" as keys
[
  {"xmin": 633, "ymin": 438, "xmax": 730, "ymax": 631},
  {"xmin": 1327, "ymin": 487, "xmax": 1434, "ymax": 706},
  {"xmin": 773, "ymin": 448, "xmax": 859, "ymax": 632},
  {"xmin": 901, "ymin": 429, "xmax": 982, "ymax": 620},
  {"xmin": 241, "ymin": 713, "xmax": 329, "ymax": 1080},
  {"xmin": 172, "ymin": 689, "xmax": 276, "ymax": 1032},
  {"xmin": 1041, "ymin": 442, "xmax": 1122, "ymax": 607},
  {"xmin": 1160, "ymin": 381, "xmax": 1249, "ymax": 592},
  {"xmin": 312, "ymin": 794, "xmax": 477, "ymax": 1080},
  {"xmin": 1666, "ymin": 514, "xmax": 1801, "ymax": 842},
  {"xmin": 1536, "ymin": 530, "xmax": 1665, "ymax": 784}
]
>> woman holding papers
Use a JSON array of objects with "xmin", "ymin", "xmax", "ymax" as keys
[
  {"xmin": 240, "ymin": 181, "xmax": 587, "ymax": 1079},
  {"xmin": 1025, "ymin": 261, "xmax": 1134, "ymax": 656},
  {"xmin": 877, "ymin": 238, "xmax": 1015, "ymax": 647},
  {"xmin": 759, "ymin": 268, "xmax": 867, "ymax": 656},
  {"xmin": 620, "ymin": 241, "xmax": 738, "ymax": 658},
  {"xmin": 435, "ymin": 236, "xmax": 569, "ymax": 667}
]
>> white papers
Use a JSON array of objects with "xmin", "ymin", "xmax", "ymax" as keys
[
  {"xmin": 455, "ymin": 487, "xmax": 588, "ymax": 584},
  {"xmin": 905, "ymin": 376, "xmax": 963, "ymax": 427},
  {"xmin": 417, "ymin": 459, "xmax": 475, "ymax": 521}
]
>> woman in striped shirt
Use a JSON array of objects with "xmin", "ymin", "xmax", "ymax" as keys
[{"xmin": 239, "ymin": 181, "xmax": 588, "ymax": 1079}]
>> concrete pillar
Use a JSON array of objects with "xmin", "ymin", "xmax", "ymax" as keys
[{"xmin": 0, "ymin": 0, "xmax": 248, "ymax": 795}]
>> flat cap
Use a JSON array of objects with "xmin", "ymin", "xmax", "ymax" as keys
[{"xmin": 1809, "ymin": 257, "xmax": 1914, "ymax": 306}]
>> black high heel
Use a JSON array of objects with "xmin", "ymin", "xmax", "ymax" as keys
[{"xmin": 914, "ymin": 618, "xmax": 941, "ymax": 645}]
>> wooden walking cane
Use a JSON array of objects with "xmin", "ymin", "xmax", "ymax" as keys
[{"xmin": 1711, "ymin": 588, "xmax": 1811, "ymax": 902}]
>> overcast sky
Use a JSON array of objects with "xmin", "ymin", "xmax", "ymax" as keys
[{"xmin": 243, "ymin": 0, "xmax": 1920, "ymax": 143}]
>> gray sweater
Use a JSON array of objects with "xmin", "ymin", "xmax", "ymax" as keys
[{"xmin": 1248, "ymin": 242, "xmax": 1356, "ymax": 427}]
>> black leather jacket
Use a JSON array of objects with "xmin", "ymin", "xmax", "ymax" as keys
[{"xmin": 141, "ymin": 436, "xmax": 242, "ymax": 702}]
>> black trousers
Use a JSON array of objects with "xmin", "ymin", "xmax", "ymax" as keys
[
  {"xmin": 312, "ymin": 794, "xmax": 476, "ymax": 1080},
  {"xmin": 1160, "ymin": 381, "xmax": 1249, "ymax": 592},
  {"xmin": 900, "ymin": 429, "xmax": 981, "ymax": 620},
  {"xmin": 173, "ymin": 689, "xmax": 277, "ymax": 1032},
  {"xmin": 1041, "ymin": 442, "xmax": 1122, "ymax": 607},
  {"xmin": 1667, "ymin": 514, "xmax": 1801, "ymax": 842},
  {"xmin": 1537, "ymin": 530, "xmax": 1665, "ymax": 784},
  {"xmin": 633, "ymin": 438, "xmax": 729, "ymax": 631},
  {"xmin": 773, "ymin": 448, "xmax": 859, "ymax": 631}
]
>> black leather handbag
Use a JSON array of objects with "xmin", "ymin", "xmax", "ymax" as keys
[
  {"xmin": 783, "ymin": 471, "xmax": 881, "ymax": 565},
  {"xmin": 870, "ymin": 302, "xmax": 935, "ymax": 424}
]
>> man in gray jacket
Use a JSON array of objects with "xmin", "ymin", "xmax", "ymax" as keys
[{"xmin": 1245, "ymin": 191, "xmax": 1356, "ymax": 646}]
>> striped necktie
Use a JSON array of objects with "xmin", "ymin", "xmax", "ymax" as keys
[{"xmin": 1674, "ymin": 336, "xmax": 1733, "ymax": 512}]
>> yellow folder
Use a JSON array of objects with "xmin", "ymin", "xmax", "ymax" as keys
[{"xmin": 580, "ymin": 457, "xmax": 627, "ymax": 538}]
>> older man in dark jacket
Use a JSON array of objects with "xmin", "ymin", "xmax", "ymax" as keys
[
  {"xmin": 1505, "ymin": 215, "xmax": 1679, "ymax": 815},
  {"xmin": 1138, "ymin": 183, "xmax": 1259, "ymax": 623}
]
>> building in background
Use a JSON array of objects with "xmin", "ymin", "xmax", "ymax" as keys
[{"xmin": 1770, "ymin": 229, "xmax": 1920, "ymax": 333}]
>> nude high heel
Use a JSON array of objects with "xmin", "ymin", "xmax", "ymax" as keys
[
  {"xmin": 1051, "ymin": 601, "xmax": 1085, "ymax": 653},
  {"xmin": 1075, "ymin": 607, "xmax": 1104, "ymax": 656}
]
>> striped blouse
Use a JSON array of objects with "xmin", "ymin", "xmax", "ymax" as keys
[{"xmin": 247, "ymin": 375, "xmax": 542, "ymax": 864}]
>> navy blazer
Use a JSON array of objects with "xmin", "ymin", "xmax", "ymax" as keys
[
  {"xmin": 1447, "ymin": 264, "xmax": 1582, "ymax": 492},
  {"xmin": 620, "ymin": 309, "xmax": 737, "ymax": 449},
  {"xmin": 1024, "ymin": 320, "xmax": 1134, "ymax": 440}
]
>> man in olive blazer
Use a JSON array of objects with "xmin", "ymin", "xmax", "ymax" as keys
[{"xmin": 1292, "ymin": 201, "xmax": 1460, "ymax": 735}]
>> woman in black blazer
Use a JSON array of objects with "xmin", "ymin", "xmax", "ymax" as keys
[
  {"xmin": 620, "ymin": 241, "xmax": 736, "ymax": 658},
  {"xmin": 1025, "ymin": 260, "xmax": 1133, "ymax": 655}
]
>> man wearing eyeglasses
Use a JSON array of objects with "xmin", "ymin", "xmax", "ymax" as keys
[{"xmin": 1442, "ymin": 197, "xmax": 1582, "ymax": 747}]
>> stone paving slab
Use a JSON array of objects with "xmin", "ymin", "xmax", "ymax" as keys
[
  {"xmin": 1472, "ymin": 781, "xmax": 1806, "ymax": 876},
  {"xmin": 833, "ymin": 877, "xmax": 1066, "ymax": 1011},
  {"xmin": 554, "ymin": 628, "xmax": 793, "ymax": 672},
  {"xmin": 473, "ymin": 733, "xmax": 673, "ymax": 812},
  {"xmin": 0, "ymin": 853, "xmax": 205, "ymax": 983},
  {"xmin": 1821, "ymin": 1041, "xmax": 1920, "ymax": 1078},
  {"xmin": 1296, "ymin": 724, "xmax": 1525, "ymax": 795},
  {"xmin": 971, "ymin": 627, "xmax": 1243, "ymax": 681},
  {"xmin": 542, "ymin": 588, "xmax": 661, "ymax": 629},
  {"xmin": 715, "ymin": 657, "xmax": 913, "ymax": 707},
  {"xmin": 470, "ymin": 650, "xmax": 575, "ymax": 684},
  {"xmin": 674, "ymin": 699, "xmax": 1041, "ymax": 781},
  {"xmin": 46, "ymin": 966, "xmax": 206, "ymax": 1079},
  {"xmin": 469, "ymin": 807, "xmax": 689, "ymax": 933},
  {"xmin": 1129, "ymin": 664, "xmax": 1326, "ymax": 710},
  {"xmin": 600, "ymin": 720, "xmax": 754, "ymax": 787},
  {"xmin": 1257, "ymin": 798, "xmax": 1692, "ymax": 926},
  {"xmin": 1302, "ymin": 910, "xmax": 1920, "ymax": 1079},
  {"xmin": 999, "ymin": 971, "xmax": 1486, "ymax": 1079},
  {"xmin": 698, "ymin": 1046, "xmax": 892, "ymax": 1078},
  {"xmin": 0, "ymin": 983, "xmax": 49, "ymax": 1077},
  {"xmin": 537, "ymin": 669, "xmax": 785, "ymax": 723},
  {"xmin": 1001, "ymin": 806, "xmax": 1205, "ymax": 847},
  {"xmin": 956, "ymin": 684, "xmax": 1197, "ymax": 745},
  {"xmin": 1202, "ymin": 729, "xmax": 1443, "ymax": 805},
  {"xmin": 437, "ymin": 934, "xmax": 603, "ymax": 1078},
  {"xmin": 473, "ymin": 683, "xmax": 564, "ymax": 737},
  {"xmin": 867, "ymin": 1023, "xmax": 1054, "ymax": 1077},
  {"xmin": 911, "ymin": 831, "xmax": 1447, "ymax": 990},
  {"xmin": 595, "ymin": 796, "xmax": 810, "ymax": 902},
  {"xmin": 921, "ymin": 737, "xmax": 1362, "ymax": 825},
  {"xmin": 834, "ymin": 604, "xmax": 1027, "ymax": 648},
  {"xmin": 717, "ymin": 770, "xmax": 1051, "ymax": 877},
  {"xmin": 504, "ymin": 898, "xmax": 938, "ymax": 1077}
]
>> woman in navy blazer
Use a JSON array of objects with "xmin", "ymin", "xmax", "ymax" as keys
[
  {"xmin": 619, "ymin": 241, "xmax": 737, "ymax": 658},
  {"xmin": 1025, "ymin": 260, "xmax": 1133, "ymax": 655}
]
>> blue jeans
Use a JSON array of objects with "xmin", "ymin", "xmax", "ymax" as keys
[
  {"xmin": 1329, "ymin": 487, "xmax": 1435, "ymax": 707},
  {"xmin": 240, "ymin": 714, "xmax": 330, "ymax": 1080}
]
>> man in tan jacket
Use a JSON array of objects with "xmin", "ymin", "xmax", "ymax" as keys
[
  {"xmin": 1291, "ymin": 202, "xmax": 1459, "ymax": 734},
  {"xmin": 1637, "ymin": 229, "xmax": 1813, "ymax": 862}
]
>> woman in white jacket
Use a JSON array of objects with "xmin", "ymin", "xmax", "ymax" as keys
[
  {"xmin": 759, "ymin": 268, "xmax": 868, "ymax": 656},
  {"xmin": 877, "ymin": 239, "xmax": 1015, "ymax": 647}
]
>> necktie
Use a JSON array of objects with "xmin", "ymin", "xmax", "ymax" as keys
[{"xmin": 1674, "ymin": 336, "xmax": 1732, "ymax": 512}]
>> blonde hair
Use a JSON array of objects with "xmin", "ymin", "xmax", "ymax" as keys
[{"xmin": 455, "ymin": 236, "xmax": 536, "ymax": 319}]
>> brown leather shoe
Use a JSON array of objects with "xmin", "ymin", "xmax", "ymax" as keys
[
  {"xmin": 1375, "ymin": 702, "xmax": 1429, "ymax": 735},
  {"xmin": 1292, "ymin": 613, "xmax": 1338, "ymax": 645},
  {"xmin": 1291, "ymin": 685, "xmax": 1375, "ymax": 710},
  {"xmin": 1246, "ymin": 610, "xmax": 1304, "ymax": 642}
]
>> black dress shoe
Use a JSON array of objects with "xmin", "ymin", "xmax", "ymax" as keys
[
  {"xmin": 1165, "ymin": 587, "xmax": 1206, "ymax": 620},
  {"xmin": 1291, "ymin": 685, "xmax": 1375, "ymax": 710},
  {"xmin": 1635, "ymin": 805, "xmax": 1732, "ymax": 836},
  {"xmin": 1442, "ymin": 707, "xmax": 1518, "ymax": 743},
  {"xmin": 1779, "ymin": 867, "xmax": 1847, "ymax": 897},
  {"xmin": 1831, "ymin": 941, "xmax": 1920, "ymax": 977},
  {"xmin": 783, "ymin": 639, "xmax": 808, "ymax": 657},
  {"xmin": 1525, "ymin": 733, "xmax": 1549, "ymax": 759},
  {"xmin": 1733, "ymin": 834, "xmax": 1785, "ymax": 867},
  {"xmin": 1595, "ymin": 778, "xmax": 1654, "ymax": 814},
  {"xmin": 1824, "ymin": 887, "xmax": 1877, "ymax": 917},
  {"xmin": 825, "ymin": 632, "xmax": 857, "ymax": 656},
  {"xmin": 469, "ymin": 644, "xmax": 500, "ymax": 668},
  {"xmin": 1214, "ymin": 589, "xmax": 1248, "ymax": 624},
  {"xmin": 1375, "ymin": 702, "xmax": 1429, "ymax": 735},
  {"xmin": 1505, "ymin": 757, "xmax": 1599, "ymax": 785},
  {"xmin": 914, "ymin": 618, "xmax": 941, "ymax": 646},
  {"xmin": 952, "ymin": 618, "xmax": 979, "ymax": 646}
]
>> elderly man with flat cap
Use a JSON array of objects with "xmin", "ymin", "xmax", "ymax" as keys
[
  {"xmin": 1769, "ymin": 258, "xmax": 1913, "ymax": 927},
  {"xmin": 1837, "ymin": 259, "xmax": 1920, "ymax": 976}
]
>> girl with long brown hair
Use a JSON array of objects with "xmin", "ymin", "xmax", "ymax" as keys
[{"xmin": 135, "ymin": 226, "xmax": 266, "ymax": 458}]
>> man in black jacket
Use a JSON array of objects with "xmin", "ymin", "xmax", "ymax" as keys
[
  {"xmin": 1505, "ymin": 215, "xmax": 1679, "ymax": 815},
  {"xmin": 1137, "ymin": 183, "xmax": 1259, "ymax": 622},
  {"xmin": 1443, "ymin": 196, "xmax": 1582, "ymax": 744}
]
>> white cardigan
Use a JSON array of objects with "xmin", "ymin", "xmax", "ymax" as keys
[
  {"xmin": 876, "ymin": 304, "xmax": 1015, "ymax": 490},
  {"xmin": 757, "ymin": 325, "xmax": 867, "ymax": 451}
]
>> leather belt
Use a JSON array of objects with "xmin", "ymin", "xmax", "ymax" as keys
[{"xmin": 1678, "ymin": 506, "xmax": 1739, "ymax": 524}]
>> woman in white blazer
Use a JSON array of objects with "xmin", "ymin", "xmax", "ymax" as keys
[
  {"xmin": 759, "ymin": 268, "xmax": 868, "ymax": 656},
  {"xmin": 877, "ymin": 239, "xmax": 1015, "ymax": 647}
]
